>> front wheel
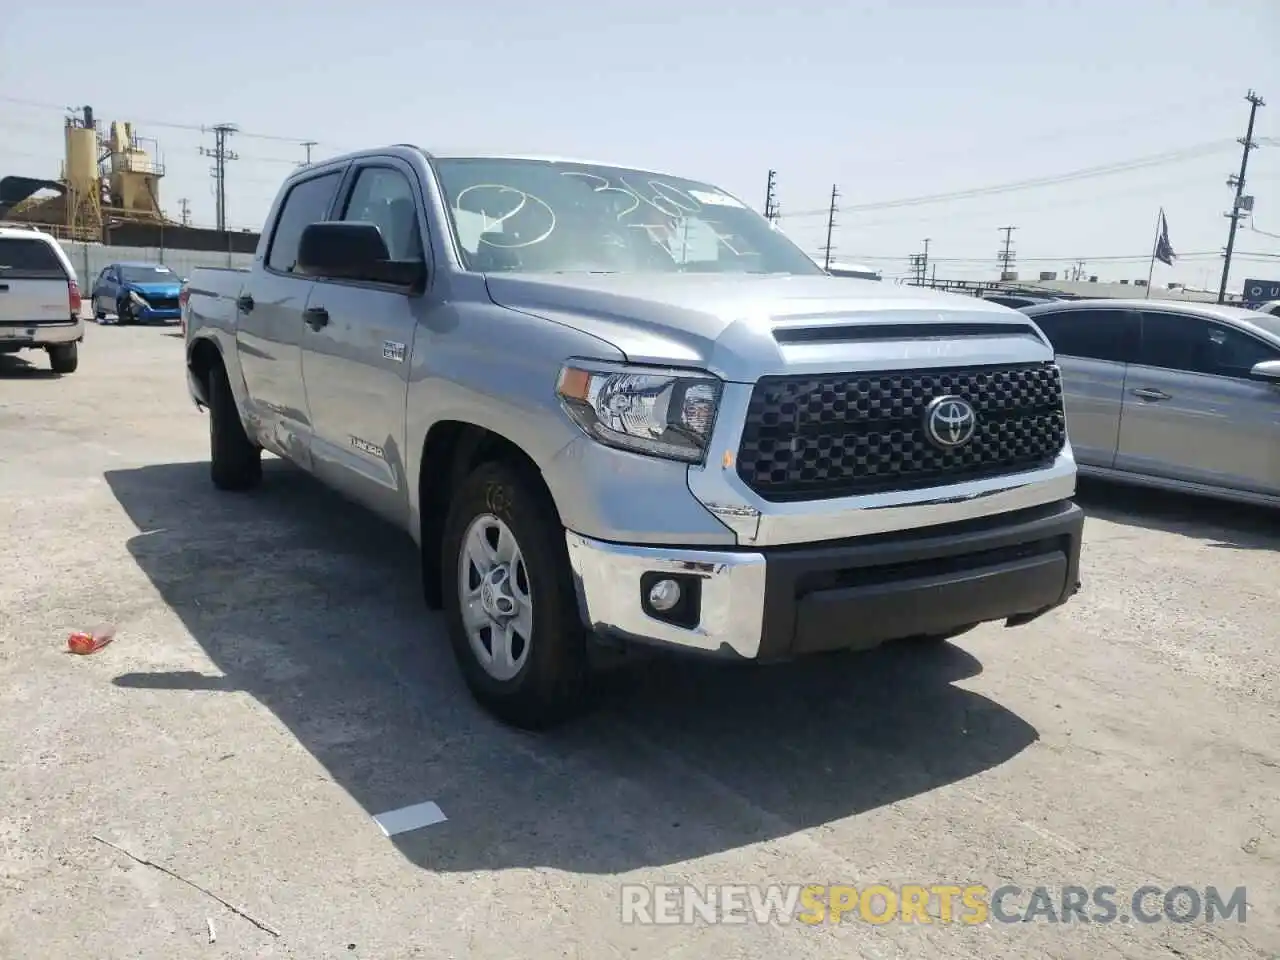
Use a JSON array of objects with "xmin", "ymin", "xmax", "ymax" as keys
[
  {"xmin": 116, "ymin": 299, "xmax": 133, "ymax": 325},
  {"xmin": 441, "ymin": 460, "xmax": 590, "ymax": 729}
]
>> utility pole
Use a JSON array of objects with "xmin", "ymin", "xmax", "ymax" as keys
[
  {"xmin": 821, "ymin": 184, "xmax": 839, "ymax": 270},
  {"xmin": 1218, "ymin": 90, "xmax": 1265, "ymax": 304},
  {"xmin": 178, "ymin": 197, "xmax": 191, "ymax": 227},
  {"xmin": 302, "ymin": 140, "xmax": 317, "ymax": 165},
  {"xmin": 998, "ymin": 225, "xmax": 1018, "ymax": 278},
  {"xmin": 763, "ymin": 169, "xmax": 779, "ymax": 222},
  {"xmin": 200, "ymin": 124, "xmax": 239, "ymax": 233},
  {"xmin": 921, "ymin": 238, "xmax": 931, "ymax": 280}
]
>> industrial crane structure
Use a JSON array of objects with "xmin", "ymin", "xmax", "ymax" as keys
[{"xmin": 0, "ymin": 106, "xmax": 170, "ymax": 241}]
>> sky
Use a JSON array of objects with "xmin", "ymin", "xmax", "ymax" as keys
[{"xmin": 1, "ymin": 0, "xmax": 1277, "ymax": 291}]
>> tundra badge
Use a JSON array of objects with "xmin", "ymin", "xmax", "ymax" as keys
[{"xmin": 383, "ymin": 340, "xmax": 406, "ymax": 362}]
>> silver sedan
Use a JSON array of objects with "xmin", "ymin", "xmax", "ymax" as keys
[{"xmin": 1020, "ymin": 298, "xmax": 1280, "ymax": 508}]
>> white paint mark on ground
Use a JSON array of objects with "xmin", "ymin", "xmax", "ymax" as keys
[{"xmin": 372, "ymin": 800, "xmax": 448, "ymax": 837}]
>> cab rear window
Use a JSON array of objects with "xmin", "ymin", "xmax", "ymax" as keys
[{"xmin": 0, "ymin": 238, "xmax": 67, "ymax": 279}]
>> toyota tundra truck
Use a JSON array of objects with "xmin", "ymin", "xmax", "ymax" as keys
[{"xmin": 183, "ymin": 146, "xmax": 1084, "ymax": 728}]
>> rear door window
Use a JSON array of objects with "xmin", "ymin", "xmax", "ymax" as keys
[
  {"xmin": 1030, "ymin": 308, "xmax": 1139, "ymax": 363},
  {"xmin": 0, "ymin": 238, "xmax": 67, "ymax": 280}
]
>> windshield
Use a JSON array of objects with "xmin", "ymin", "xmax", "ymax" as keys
[
  {"xmin": 119, "ymin": 264, "xmax": 177, "ymax": 284},
  {"xmin": 431, "ymin": 158, "xmax": 824, "ymax": 276}
]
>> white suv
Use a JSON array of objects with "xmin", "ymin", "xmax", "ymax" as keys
[{"xmin": 0, "ymin": 224, "xmax": 84, "ymax": 373}]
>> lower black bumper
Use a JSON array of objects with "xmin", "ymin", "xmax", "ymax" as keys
[
  {"xmin": 757, "ymin": 500, "xmax": 1084, "ymax": 660},
  {"xmin": 566, "ymin": 500, "xmax": 1084, "ymax": 662}
]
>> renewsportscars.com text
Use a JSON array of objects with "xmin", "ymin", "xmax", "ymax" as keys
[{"xmin": 619, "ymin": 883, "xmax": 1248, "ymax": 926}]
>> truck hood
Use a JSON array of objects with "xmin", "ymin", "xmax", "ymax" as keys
[{"xmin": 483, "ymin": 272, "xmax": 1052, "ymax": 381}]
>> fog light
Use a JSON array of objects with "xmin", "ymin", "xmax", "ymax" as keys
[{"xmin": 647, "ymin": 578, "xmax": 681, "ymax": 612}]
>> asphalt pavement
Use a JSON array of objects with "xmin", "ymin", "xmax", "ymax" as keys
[{"xmin": 0, "ymin": 326, "xmax": 1277, "ymax": 959}]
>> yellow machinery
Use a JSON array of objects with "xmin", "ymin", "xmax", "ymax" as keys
[{"xmin": 4, "ymin": 106, "xmax": 170, "ymax": 241}]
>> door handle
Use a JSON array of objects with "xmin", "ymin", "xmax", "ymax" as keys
[
  {"xmin": 303, "ymin": 306, "xmax": 329, "ymax": 330},
  {"xmin": 236, "ymin": 294, "xmax": 254, "ymax": 313},
  {"xmin": 1131, "ymin": 387, "xmax": 1171, "ymax": 402}
]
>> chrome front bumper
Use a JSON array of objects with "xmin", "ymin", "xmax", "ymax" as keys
[
  {"xmin": 565, "ymin": 533, "xmax": 768, "ymax": 659},
  {"xmin": 566, "ymin": 500, "xmax": 1085, "ymax": 661}
]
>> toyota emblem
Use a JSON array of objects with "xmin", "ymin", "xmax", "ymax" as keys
[{"xmin": 924, "ymin": 395, "xmax": 977, "ymax": 449}]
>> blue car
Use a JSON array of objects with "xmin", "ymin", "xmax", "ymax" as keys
[{"xmin": 89, "ymin": 261, "xmax": 185, "ymax": 325}]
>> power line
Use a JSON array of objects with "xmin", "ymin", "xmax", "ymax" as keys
[
  {"xmin": 821, "ymin": 184, "xmax": 839, "ymax": 270},
  {"xmin": 835, "ymin": 250, "xmax": 1279, "ymax": 264},
  {"xmin": 1218, "ymin": 90, "xmax": 1265, "ymax": 304},
  {"xmin": 778, "ymin": 140, "xmax": 1237, "ymax": 219},
  {"xmin": 0, "ymin": 94, "xmax": 333, "ymax": 148}
]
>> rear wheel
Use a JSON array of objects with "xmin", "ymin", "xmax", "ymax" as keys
[
  {"xmin": 441, "ymin": 460, "xmax": 590, "ymax": 728},
  {"xmin": 208, "ymin": 362, "xmax": 262, "ymax": 491},
  {"xmin": 48, "ymin": 342, "xmax": 78, "ymax": 374}
]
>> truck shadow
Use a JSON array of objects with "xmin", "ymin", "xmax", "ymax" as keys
[
  {"xmin": 104, "ymin": 460, "xmax": 1038, "ymax": 875},
  {"xmin": 0, "ymin": 354, "xmax": 61, "ymax": 379}
]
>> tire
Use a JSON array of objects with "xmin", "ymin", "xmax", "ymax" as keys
[
  {"xmin": 441, "ymin": 459, "xmax": 590, "ymax": 729},
  {"xmin": 48, "ymin": 342, "xmax": 78, "ymax": 374},
  {"xmin": 116, "ymin": 298, "xmax": 133, "ymax": 325},
  {"xmin": 207, "ymin": 362, "xmax": 262, "ymax": 491}
]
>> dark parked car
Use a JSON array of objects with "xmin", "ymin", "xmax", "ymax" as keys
[{"xmin": 89, "ymin": 261, "xmax": 185, "ymax": 325}]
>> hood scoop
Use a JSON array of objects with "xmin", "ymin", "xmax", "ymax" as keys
[{"xmin": 771, "ymin": 320, "xmax": 1040, "ymax": 346}]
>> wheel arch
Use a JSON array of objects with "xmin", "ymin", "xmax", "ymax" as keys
[
  {"xmin": 416, "ymin": 420, "xmax": 562, "ymax": 609},
  {"xmin": 187, "ymin": 334, "xmax": 224, "ymax": 408}
]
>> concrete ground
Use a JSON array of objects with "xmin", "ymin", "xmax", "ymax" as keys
[{"xmin": 0, "ymin": 327, "xmax": 1277, "ymax": 960}]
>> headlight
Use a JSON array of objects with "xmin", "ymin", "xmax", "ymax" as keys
[
  {"xmin": 556, "ymin": 361, "xmax": 722, "ymax": 463},
  {"xmin": 128, "ymin": 290, "xmax": 149, "ymax": 307}
]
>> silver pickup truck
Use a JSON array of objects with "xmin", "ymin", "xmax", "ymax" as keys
[{"xmin": 183, "ymin": 146, "xmax": 1084, "ymax": 728}]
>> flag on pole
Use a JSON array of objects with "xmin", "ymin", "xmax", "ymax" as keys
[{"xmin": 1155, "ymin": 209, "xmax": 1176, "ymax": 266}]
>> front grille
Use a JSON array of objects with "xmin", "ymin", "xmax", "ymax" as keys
[
  {"xmin": 736, "ymin": 362, "xmax": 1066, "ymax": 501},
  {"xmin": 144, "ymin": 296, "xmax": 180, "ymax": 310}
]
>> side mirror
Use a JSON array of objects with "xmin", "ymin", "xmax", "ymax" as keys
[
  {"xmin": 295, "ymin": 221, "xmax": 425, "ymax": 288},
  {"xmin": 1250, "ymin": 359, "xmax": 1280, "ymax": 383}
]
